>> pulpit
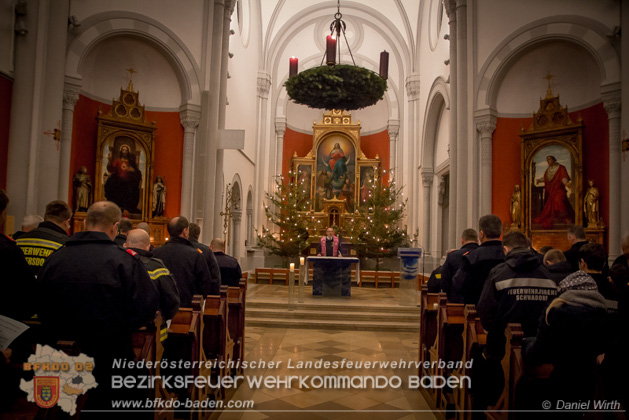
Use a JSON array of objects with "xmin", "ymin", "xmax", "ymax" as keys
[{"xmin": 306, "ymin": 256, "xmax": 359, "ymax": 297}]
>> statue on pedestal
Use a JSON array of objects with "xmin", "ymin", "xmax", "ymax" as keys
[
  {"xmin": 73, "ymin": 166, "xmax": 92, "ymax": 212},
  {"xmin": 584, "ymin": 179, "xmax": 601, "ymax": 227},
  {"xmin": 510, "ymin": 185, "xmax": 521, "ymax": 228},
  {"xmin": 152, "ymin": 175, "xmax": 166, "ymax": 218}
]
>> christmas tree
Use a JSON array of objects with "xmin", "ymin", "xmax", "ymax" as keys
[
  {"xmin": 345, "ymin": 170, "xmax": 409, "ymax": 270},
  {"xmin": 257, "ymin": 172, "xmax": 311, "ymax": 267}
]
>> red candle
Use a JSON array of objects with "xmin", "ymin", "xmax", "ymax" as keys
[
  {"xmin": 326, "ymin": 35, "xmax": 336, "ymax": 65},
  {"xmin": 379, "ymin": 50, "xmax": 389, "ymax": 79},
  {"xmin": 289, "ymin": 57, "xmax": 298, "ymax": 77}
]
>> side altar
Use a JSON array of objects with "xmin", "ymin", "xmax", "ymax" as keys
[{"xmin": 291, "ymin": 110, "xmax": 381, "ymax": 255}]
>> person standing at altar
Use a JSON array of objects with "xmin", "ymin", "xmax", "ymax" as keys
[{"xmin": 318, "ymin": 227, "xmax": 342, "ymax": 257}]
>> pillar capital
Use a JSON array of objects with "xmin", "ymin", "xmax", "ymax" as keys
[
  {"xmin": 275, "ymin": 117, "xmax": 286, "ymax": 137},
  {"xmin": 387, "ymin": 119, "xmax": 400, "ymax": 140},
  {"xmin": 405, "ymin": 74, "xmax": 420, "ymax": 101},
  {"xmin": 421, "ymin": 173, "xmax": 434, "ymax": 187},
  {"xmin": 257, "ymin": 71, "xmax": 272, "ymax": 99}
]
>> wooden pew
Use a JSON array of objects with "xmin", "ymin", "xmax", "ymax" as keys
[
  {"xmin": 486, "ymin": 323, "xmax": 554, "ymax": 420},
  {"xmin": 227, "ymin": 280, "xmax": 247, "ymax": 375},
  {"xmin": 453, "ymin": 305, "xmax": 486, "ymax": 420},
  {"xmin": 428, "ymin": 295, "xmax": 465, "ymax": 414},
  {"xmin": 203, "ymin": 291, "xmax": 234, "ymax": 401},
  {"xmin": 166, "ymin": 296, "xmax": 210, "ymax": 420},
  {"xmin": 254, "ymin": 268, "xmax": 272, "ymax": 283},
  {"xmin": 418, "ymin": 284, "xmax": 441, "ymax": 377},
  {"xmin": 131, "ymin": 312, "xmax": 177, "ymax": 420}
]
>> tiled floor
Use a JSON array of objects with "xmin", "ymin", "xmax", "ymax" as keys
[{"xmin": 217, "ymin": 285, "xmax": 435, "ymax": 420}]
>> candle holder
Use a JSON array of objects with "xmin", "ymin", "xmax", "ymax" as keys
[
  {"xmin": 288, "ymin": 268, "xmax": 295, "ymax": 310},
  {"xmin": 298, "ymin": 262, "xmax": 305, "ymax": 303}
]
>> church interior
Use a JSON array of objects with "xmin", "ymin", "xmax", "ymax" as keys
[{"xmin": 1, "ymin": 0, "xmax": 628, "ymax": 418}]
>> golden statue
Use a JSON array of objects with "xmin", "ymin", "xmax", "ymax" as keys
[
  {"xmin": 584, "ymin": 179, "xmax": 600, "ymax": 227},
  {"xmin": 510, "ymin": 185, "xmax": 521, "ymax": 228}
]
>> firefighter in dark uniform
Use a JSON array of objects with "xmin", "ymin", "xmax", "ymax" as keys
[
  {"xmin": 16, "ymin": 200, "xmax": 72, "ymax": 277},
  {"xmin": 124, "ymin": 228, "xmax": 180, "ymax": 324},
  {"xmin": 153, "ymin": 216, "xmax": 215, "ymax": 306},
  {"xmin": 451, "ymin": 215, "xmax": 505, "ymax": 304},
  {"xmin": 0, "ymin": 190, "xmax": 36, "ymax": 321},
  {"xmin": 440, "ymin": 228, "xmax": 479, "ymax": 300},
  {"xmin": 210, "ymin": 237, "xmax": 243, "ymax": 287},
  {"xmin": 474, "ymin": 230, "xmax": 557, "ymax": 410},
  {"xmin": 189, "ymin": 222, "xmax": 222, "ymax": 289},
  {"xmin": 37, "ymin": 201, "xmax": 159, "ymax": 413}
]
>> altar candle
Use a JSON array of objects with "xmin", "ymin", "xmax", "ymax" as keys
[
  {"xmin": 326, "ymin": 35, "xmax": 336, "ymax": 65},
  {"xmin": 289, "ymin": 57, "xmax": 298, "ymax": 77},
  {"xmin": 379, "ymin": 50, "xmax": 389, "ymax": 79},
  {"xmin": 290, "ymin": 263, "xmax": 295, "ymax": 272},
  {"xmin": 300, "ymin": 257, "xmax": 305, "ymax": 266}
]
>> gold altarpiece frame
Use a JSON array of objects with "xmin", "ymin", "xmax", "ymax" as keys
[
  {"xmin": 291, "ymin": 110, "xmax": 380, "ymax": 253},
  {"xmin": 518, "ymin": 90, "xmax": 603, "ymax": 250},
  {"xmin": 72, "ymin": 82, "xmax": 167, "ymax": 245}
]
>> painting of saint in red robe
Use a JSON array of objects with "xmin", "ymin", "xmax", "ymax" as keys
[{"xmin": 533, "ymin": 155, "xmax": 575, "ymax": 229}]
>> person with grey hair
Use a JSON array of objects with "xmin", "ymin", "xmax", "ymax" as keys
[
  {"xmin": 16, "ymin": 200, "xmax": 72, "ymax": 277},
  {"xmin": 37, "ymin": 201, "xmax": 159, "ymax": 412},
  {"xmin": 124, "ymin": 229, "xmax": 179, "ymax": 323},
  {"xmin": 13, "ymin": 214, "xmax": 43, "ymax": 239}
]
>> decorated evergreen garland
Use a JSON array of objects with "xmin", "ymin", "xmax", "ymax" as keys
[{"xmin": 285, "ymin": 65, "xmax": 387, "ymax": 111}]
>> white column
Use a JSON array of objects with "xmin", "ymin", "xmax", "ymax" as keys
[
  {"xmin": 443, "ymin": 0, "xmax": 458, "ymax": 248},
  {"xmin": 603, "ymin": 94, "xmax": 621, "ymax": 260},
  {"xmin": 254, "ymin": 71, "xmax": 271, "ymax": 234},
  {"xmin": 274, "ymin": 117, "xmax": 286, "ymax": 181},
  {"xmin": 213, "ymin": 0, "xmax": 236, "ymax": 237},
  {"xmin": 231, "ymin": 209, "xmax": 242, "ymax": 259},
  {"xmin": 405, "ymin": 74, "xmax": 420, "ymax": 235},
  {"xmin": 421, "ymin": 173, "xmax": 434, "ymax": 256},
  {"xmin": 387, "ymin": 119, "xmax": 399, "ymax": 171},
  {"xmin": 179, "ymin": 107, "xmax": 201, "ymax": 220},
  {"xmin": 475, "ymin": 114, "xmax": 497, "ymax": 217},
  {"xmin": 201, "ymin": 0, "xmax": 227, "ymax": 243},
  {"xmin": 454, "ymin": 0, "xmax": 468, "ymax": 239},
  {"xmin": 59, "ymin": 87, "xmax": 79, "ymax": 204}
]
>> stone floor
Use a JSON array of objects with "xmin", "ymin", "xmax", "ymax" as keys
[{"xmin": 216, "ymin": 284, "xmax": 435, "ymax": 420}]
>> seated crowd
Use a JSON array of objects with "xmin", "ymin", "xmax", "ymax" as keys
[
  {"xmin": 0, "ymin": 191, "xmax": 244, "ymax": 418},
  {"xmin": 425, "ymin": 216, "xmax": 629, "ymax": 417},
  {"xmin": 1, "ymin": 187, "xmax": 628, "ymax": 418}
]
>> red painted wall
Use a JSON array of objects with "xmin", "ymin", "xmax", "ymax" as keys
[
  {"xmin": 282, "ymin": 127, "xmax": 390, "ymax": 179},
  {"xmin": 69, "ymin": 95, "xmax": 183, "ymax": 218},
  {"xmin": 492, "ymin": 103, "xmax": 609, "ymax": 243},
  {"xmin": 0, "ymin": 75, "xmax": 13, "ymax": 190}
]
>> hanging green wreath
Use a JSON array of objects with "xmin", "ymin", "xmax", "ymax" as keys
[{"xmin": 285, "ymin": 65, "xmax": 387, "ymax": 111}]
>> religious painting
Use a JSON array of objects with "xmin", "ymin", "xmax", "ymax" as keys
[
  {"xmin": 314, "ymin": 134, "xmax": 356, "ymax": 212},
  {"xmin": 358, "ymin": 165, "xmax": 377, "ymax": 205},
  {"xmin": 530, "ymin": 144, "xmax": 576, "ymax": 230},
  {"xmin": 296, "ymin": 164, "xmax": 313, "ymax": 209},
  {"xmin": 99, "ymin": 135, "xmax": 148, "ymax": 218}
]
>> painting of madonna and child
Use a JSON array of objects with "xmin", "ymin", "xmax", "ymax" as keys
[
  {"xmin": 314, "ymin": 135, "xmax": 356, "ymax": 212},
  {"xmin": 530, "ymin": 144, "xmax": 576, "ymax": 230}
]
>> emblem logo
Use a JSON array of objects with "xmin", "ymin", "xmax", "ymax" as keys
[{"xmin": 34, "ymin": 377, "xmax": 60, "ymax": 408}]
